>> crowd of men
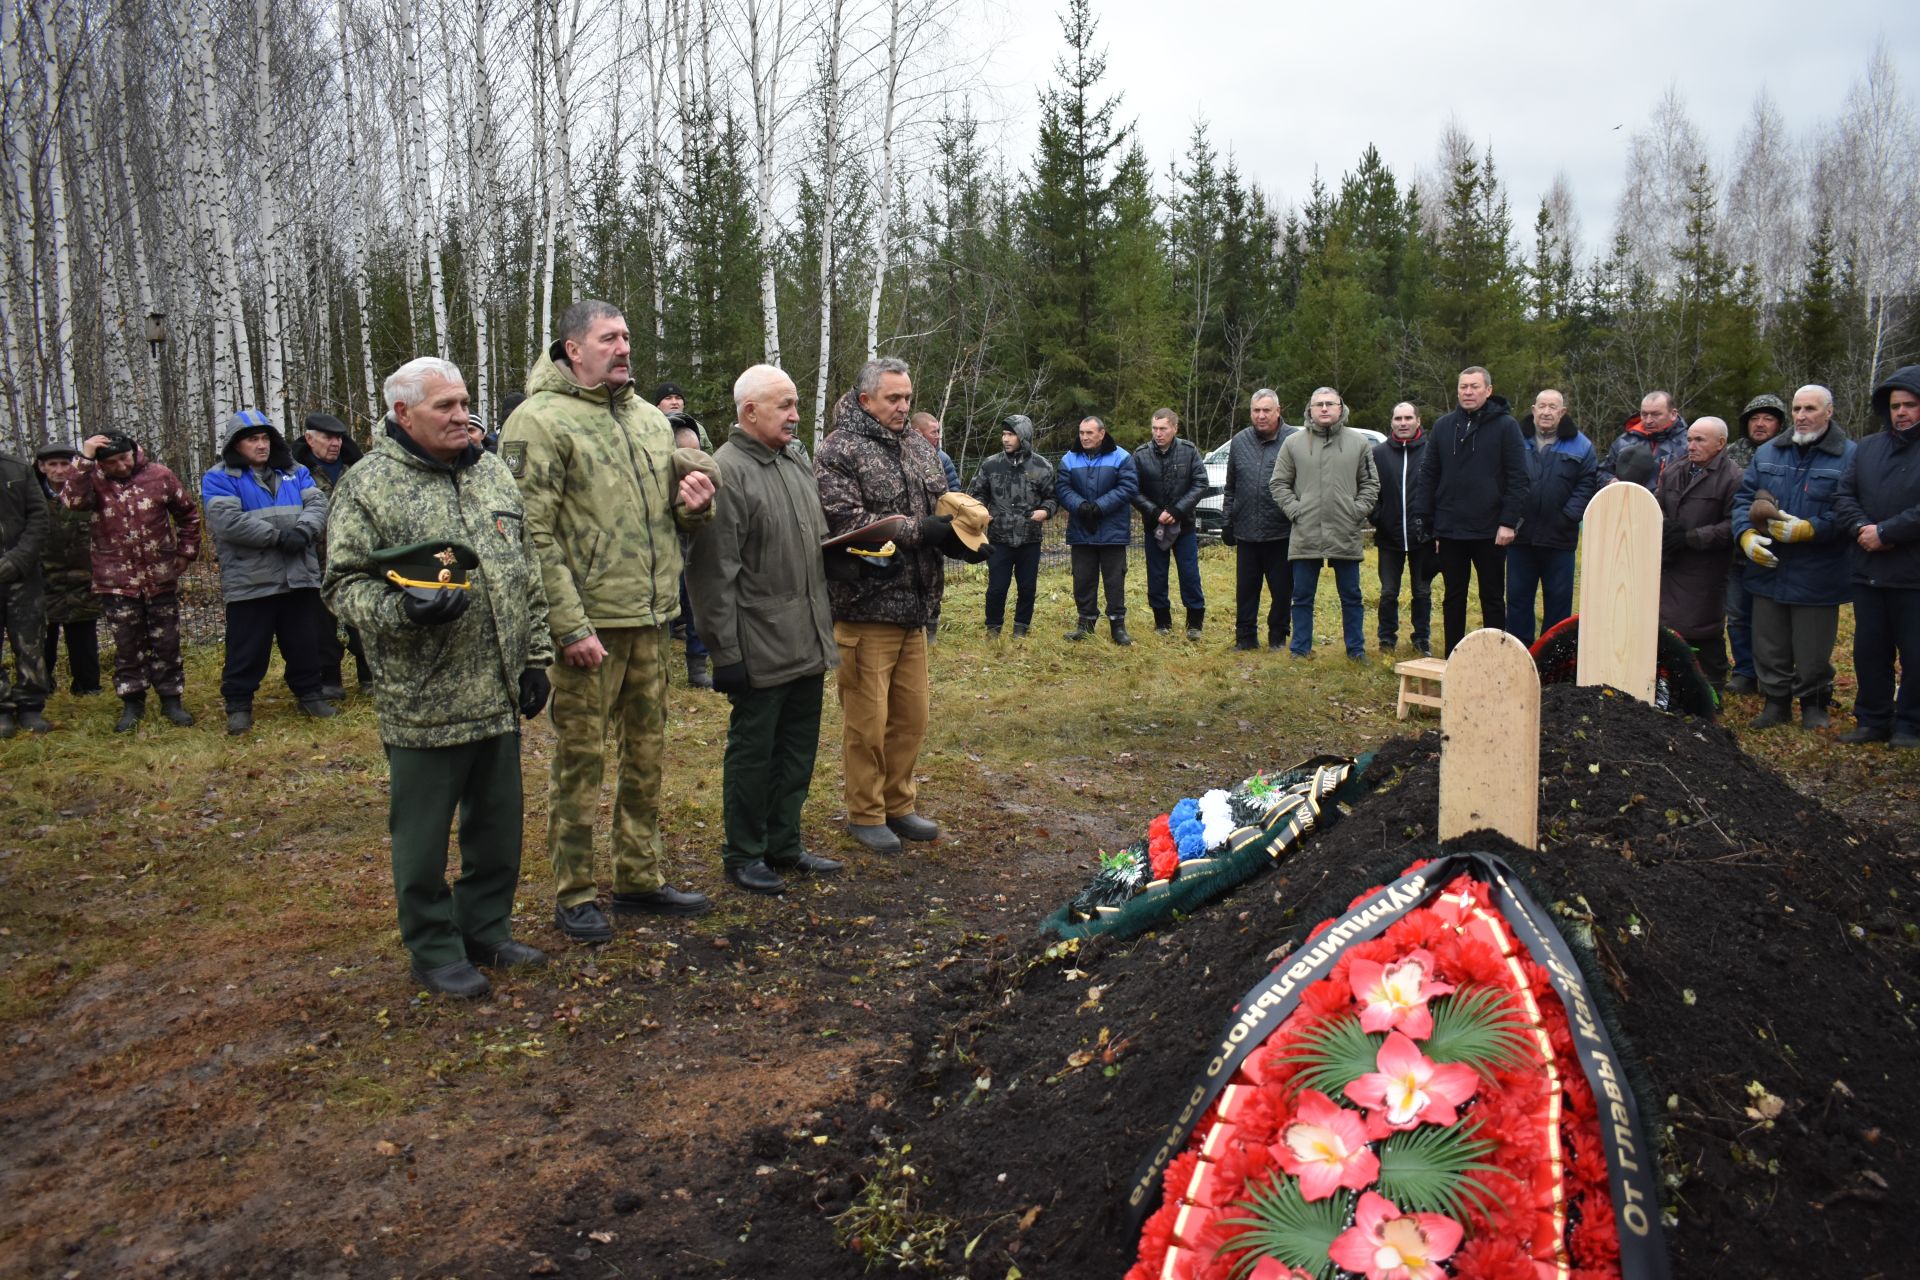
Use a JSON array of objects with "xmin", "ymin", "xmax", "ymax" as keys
[{"xmin": 2, "ymin": 329, "xmax": 1916, "ymax": 994}]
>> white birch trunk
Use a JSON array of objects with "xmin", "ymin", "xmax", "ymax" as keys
[
  {"xmin": 810, "ymin": 0, "xmax": 845, "ymax": 446},
  {"xmin": 109, "ymin": 43, "xmax": 161, "ymax": 422},
  {"xmin": 190, "ymin": 0, "xmax": 256, "ymax": 422},
  {"xmin": 746, "ymin": 0, "xmax": 786, "ymax": 365},
  {"xmin": 528, "ymin": 6, "xmax": 549, "ymax": 356},
  {"xmin": 340, "ymin": 0, "xmax": 379, "ymax": 424},
  {"xmin": 864, "ymin": 0, "xmax": 902, "ymax": 361},
  {"xmin": 2, "ymin": 1, "xmax": 42, "ymax": 437},
  {"xmin": 252, "ymin": 0, "xmax": 287, "ymax": 423},
  {"xmin": 36, "ymin": 4, "xmax": 78, "ymax": 440}
]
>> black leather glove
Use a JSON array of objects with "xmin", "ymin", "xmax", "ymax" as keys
[
  {"xmin": 711, "ymin": 662, "xmax": 749, "ymax": 694},
  {"xmin": 1219, "ymin": 528, "xmax": 1236, "ymax": 548},
  {"xmin": 276, "ymin": 527, "xmax": 310, "ymax": 553},
  {"xmin": 402, "ymin": 588, "xmax": 469, "ymax": 626},
  {"xmin": 517, "ymin": 667, "xmax": 550, "ymax": 718},
  {"xmin": 1661, "ymin": 518, "xmax": 1686, "ymax": 554},
  {"xmin": 917, "ymin": 514, "xmax": 953, "ymax": 544}
]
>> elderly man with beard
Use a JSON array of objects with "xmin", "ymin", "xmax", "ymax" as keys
[
  {"xmin": 1656, "ymin": 417, "xmax": 1741, "ymax": 690},
  {"xmin": 502, "ymin": 299, "xmax": 719, "ymax": 943},
  {"xmin": 1732, "ymin": 384, "xmax": 1857, "ymax": 730},
  {"xmin": 1371, "ymin": 403, "xmax": 1437, "ymax": 656},
  {"xmin": 1725, "ymin": 394, "xmax": 1788, "ymax": 694},
  {"xmin": 684, "ymin": 365, "xmax": 843, "ymax": 893},
  {"xmin": 325, "ymin": 357, "xmax": 553, "ymax": 997},
  {"xmin": 1834, "ymin": 366, "xmax": 1920, "ymax": 747},
  {"xmin": 814, "ymin": 357, "xmax": 953, "ymax": 856}
]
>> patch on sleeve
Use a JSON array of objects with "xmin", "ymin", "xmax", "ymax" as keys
[{"xmin": 502, "ymin": 440, "xmax": 527, "ymax": 478}]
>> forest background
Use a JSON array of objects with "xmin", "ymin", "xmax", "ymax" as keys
[{"xmin": 2, "ymin": 0, "xmax": 1916, "ymax": 480}]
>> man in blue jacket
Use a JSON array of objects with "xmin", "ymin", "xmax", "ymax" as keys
[
  {"xmin": 1732, "ymin": 384, "xmax": 1856, "ymax": 730},
  {"xmin": 1505, "ymin": 389, "xmax": 1598, "ymax": 647},
  {"xmin": 1056, "ymin": 415, "xmax": 1139, "ymax": 645},
  {"xmin": 1834, "ymin": 365, "xmax": 1920, "ymax": 746}
]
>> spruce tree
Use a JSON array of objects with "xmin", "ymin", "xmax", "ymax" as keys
[{"xmin": 1097, "ymin": 141, "xmax": 1178, "ymax": 440}]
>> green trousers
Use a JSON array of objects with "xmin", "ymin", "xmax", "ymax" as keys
[
  {"xmin": 547, "ymin": 626, "xmax": 669, "ymax": 906},
  {"xmin": 386, "ymin": 732, "xmax": 524, "ymax": 968},
  {"xmin": 721, "ymin": 672, "xmax": 826, "ymax": 870}
]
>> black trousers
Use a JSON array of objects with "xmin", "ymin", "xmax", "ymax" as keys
[
  {"xmin": 1376, "ymin": 542, "xmax": 1438, "ymax": 649},
  {"xmin": 1435, "ymin": 538, "xmax": 1506, "ymax": 656},
  {"xmin": 45, "ymin": 619, "xmax": 102, "ymax": 693},
  {"xmin": 1070, "ymin": 545, "xmax": 1127, "ymax": 620},
  {"xmin": 222, "ymin": 589, "xmax": 324, "ymax": 704},
  {"xmin": 1852, "ymin": 585, "xmax": 1920, "ymax": 732},
  {"xmin": 985, "ymin": 541, "xmax": 1042, "ymax": 629},
  {"xmin": 1235, "ymin": 538, "xmax": 1290, "ymax": 643},
  {"xmin": 311, "ymin": 590, "xmax": 370, "ymax": 687}
]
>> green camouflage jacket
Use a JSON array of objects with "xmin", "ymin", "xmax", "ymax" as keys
[
  {"xmin": 39, "ymin": 481, "xmax": 100, "ymax": 624},
  {"xmin": 499, "ymin": 348, "xmax": 715, "ymax": 648},
  {"xmin": 323, "ymin": 423, "xmax": 552, "ymax": 749}
]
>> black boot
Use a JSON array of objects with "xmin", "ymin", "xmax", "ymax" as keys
[
  {"xmin": 1152, "ymin": 607, "xmax": 1173, "ymax": 635},
  {"xmin": 686, "ymin": 653, "xmax": 713, "ymax": 689},
  {"xmin": 298, "ymin": 696, "xmax": 339, "ymax": 719},
  {"xmin": 1065, "ymin": 616, "xmax": 1096, "ymax": 641},
  {"xmin": 985, "ymin": 624, "xmax": 1002, "ymax": 638},
  {"xmin": 1724, "ymin": 673, "xmax": 1758, "ymax": 695},
  {"xmin": 1011, "ymin": 622, "xmax": 1029, "ymax": 638},
  {"xmin": 17, "ymin": 708, "xmax": 50, "ymax": 734},
  {"xmin": 1109, "ymin": 617, "xmax": 1133, "ymax": 646},
  {"xmin": 1800, "ymin": 698, "xmax": 1830, "ymax": 730},
  {"xmin": 1185, "ymin": 608, "xmax": 1205, "ymax": 640},
  {"xmin": 226, "ymin": 701, "xmax": 253, "ymax": 735},
  {"xmin": 1235, "ymin": 630, "xmax": 1257, "ymax": 651},
  {"xmin": 114, "ymin": 692, "xmax": 146, "ymax": 733},
  {"xmin": 1749, "ymin": 696, "xmax": 1791, "ymax": 729},
  {"xmin": 0, "ymin": 711, "xmax": 14, "ymax": 739},
  {"xmin": 158, "ymin": 695, "xmax": 195, "ymax": 727}
]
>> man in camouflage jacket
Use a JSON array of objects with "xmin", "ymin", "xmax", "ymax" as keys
[
  {"xmin": 324, "ymin": 357, "xmax": 553, "ymax": 999},
  {"xmin": 498, "ymin": 299, "xmax": 718, "ymax": 944},
  {"xmin": 814, "ymin": 357, "xmax": 953, "ymax": 856},
  {"xmin": 34, "ymin": 445, "xmax": 101, "ymax": 696},
  {"xmin": 0, "ymin": 446, "xmax": 50, "ymax": 736}
]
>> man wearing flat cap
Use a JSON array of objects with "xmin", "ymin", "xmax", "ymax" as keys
[
  {"xmin": 324, "ymin": 355, "xmax": 554, "ymax": 998},
  {"xmin": 293, "ymin": 412, "xmax": 371, "ymax": 700}
]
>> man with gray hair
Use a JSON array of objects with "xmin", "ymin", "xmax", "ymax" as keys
[
  {"xmin": 684, "ymin": 365, "xmax": 843, "ymax": 893},
  {"xmin": 1221, "ymin": 388, "xmax": 1297, "ymax": 650},
  {"xmin": 815, "ymin": 357, "xmax": 954, "ymax": 856},
  {"xmin": 500, "ymin": 299, "xmax": 720, "ymax": 942},
  {"xmin": 1655, "ymin": 416, "xmax": 1740, "ymax": 690},
  {"xmin": 1271, "ymin": 388, "xmax": 1378, "ymax": 659},
  {"xmin": 1732, "ymin": 384, "xmax": 1856, "ymax": 729},
  {"xmin": 324, "ymin": 356, "xmax": 554, "ymax": 997}
]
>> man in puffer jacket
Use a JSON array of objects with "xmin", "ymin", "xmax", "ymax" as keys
[
  {"xmin": 1732, "ymin": 384, "xmax": 1855, "ymax": 730},
  {"xmin": 967, "ymin": 414, "xmax": 1056, "ymax": 637},
  {"xmin": 1833, "ymin": 364, "xmax": 1920, "ymax": 746},
  {"xmin": 1371, "ymin": 403, "xmax": 1437, "ymax": 656},
  {"xmin": 1270, "ymin": 389, "xmax": 1378, "ymax": 659},
  {"xmin": 1600, "ymin": 390, "xmax": 1688, "ymax": 489},
  {"xmin": 1130, "ymin": 408, "xmax": 1208, "ymax": 638},
  {"xmin": 1055, "ymin": 414, "xmax": 1139, "ymax": 645},
  {"xmin": 1725, "ymin": 393, "xmax": 1788, "ymax": 693},
  {"xmin": 202, "ymin": 409, "xmax": 335, "ymax": 734},
  {"xmin": 1505, "ymin": 389, "xmax": 1598, "ymax": 647},
  {"xmin": 1222, "ymin": 389, "xmax": 1297, "ymax": 650}
]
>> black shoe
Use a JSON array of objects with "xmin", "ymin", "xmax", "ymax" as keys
[
  {"xmin": 1185, "ymin": 608, "xmax": 1205, "ymax": 640},
  {"xmin": 686, "ymin": 654, "xmax": 713, "ymax": 689},
  {"xmin": 411, "ymin": 958, "xmax": 492, "ymax": 998},
  {"xmin": 1801, "ymin": 700, "xmax": 1831, "ymax": 730},
  {"xmin": 469, "ymin": 938, "xmax": 549, "ymax": 969},
  {"xmin": 555, "ymin": 901, "xmax": 614, "ymax": 942},
  {"xmin": 985, "ymin": 625, "xmax": 1002, "ymax": 638},
  {"xmin": 1011, "ymin": 623, "xmax": 1029, "ymax": 638},
  {"xmin": 609, "ymin": 885, "xmax": 713, "ymax": 917},
  {"xmin": 1378, "ymin": 639, "xmax": 1397, "ymax": 655},
  {"xmin": 1235, "ymin": 637, "xmax": 1258, "ymax": 651},
  {"xmin": 1109, "ymin": 618, "xmax": 1133, "ymax": 646},
  {"xmin": 225, "ymin": 705, "xmax": 252, "ymax": 735},
  {"xmin": 847, "ymin": 822, "xmax": 903, "ymax": 855},
  {"xmin": 1891, "ymin": 726, "xmax": 1920, "ymax": 749},
  {"xmin": 1724, "ymin": 673, "xmax": 1758, "ymax": 695},
  {"xmin": 1268, "ymin": 633, "xmax": 1287, "ymax": 651},
  {"xmin": 0, "ymin": 711, "xmax": 14, "ymax": 740},
  {"xmin": 788, "ymin": 850, "xmax": 844, "ymax": 874},
  {"xmin": 1837, "ymin": 724, "xmax": 1890, "ymax": 744},
  {"xmin": 1413, "ymin": 640, "xmax": 1432, "ymax": 657},
  {"xmin": 115, "ymin": 692, "xmax": 147, "ymax": 733},
  {"xmin": 886, "ymin": 812, "xmax": 941, "ymax": 841},
  {"xmin": 1064, "ymin": 616, "xmax": 1096, "ymax": 641},
  {"xmin": 299, "ymin": 696, "xmax": 339, "ymax": 719},
  {"xmin": 725, "ymin": 860, "xmax": 786, "ymax": 894},
  {"xmin": 16, "ymin": 709, "xmax": 52, "ymax": 734},
  {"xmin": 158, "ymin": 695, "xmax": 195, "ymax": 727},
  {"xmin": 319, "ymin": 683, "xmax": 346, "ymax": 702},
  {"xmin": 73, "ymin": 686, "xmax": 102, "ymax": 697},
  {"xmin": 1152, "ymin": 607, "xmax": 1173, "ymax": 635},
  {"xmin": 1749, "ymin": 696, "xmax": 1792, "ymax": 729}
]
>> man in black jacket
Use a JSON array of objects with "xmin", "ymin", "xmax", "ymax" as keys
[
  {"xmin": 1505, "ymin": 390, "xmax": 1599, "ymax": 647},
  {"xmin": 1834, "ymin": 364, "xmax": 1920, "ymax": 747},
  {"xmin": 1132, "ymin": 408, "xmax": 1208, "ymax": 638},
  {"xmin": 0, "ymin": 447, "xmax": 51, "ymax": 737},
  {"xmin": 1371, "ymin": 402, "xmax": 1437, "ymax": 656},
  {"xmin": 1412, "ymin": 366, "xmax": 1531, "ymax": 656},
  {"xmin": 1221, "ymin": 389, "xmax": 1297, "ymax": 650},
  {"xmin": 293, "ymin": 413, "xmax": 370, "ymax": 700},
  {"xmin": 967, "ymin": 415, "xmax": 1056, "ymax": 637}
]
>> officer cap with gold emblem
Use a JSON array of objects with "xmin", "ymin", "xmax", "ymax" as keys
[{"xmin": 371, "ymin": 542, "xmax": 480, "ymax": 602}]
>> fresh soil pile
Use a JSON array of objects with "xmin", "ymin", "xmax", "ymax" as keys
[{"xmin": 714, "ymin": 683, "xmax": 1914, "ymax": 1278}]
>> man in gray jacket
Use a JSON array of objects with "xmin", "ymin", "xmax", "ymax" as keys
[
  {"xmin": 1222, "ymin": 389, "xmax": 1297, "ymax": 650},
  {"xmin": 1271, "ymin": 388, "xmax": 1379, "ymax": 659},
  {"xmin": 685, "ymin": 365, "xmax": 845, "ymax": 894}
]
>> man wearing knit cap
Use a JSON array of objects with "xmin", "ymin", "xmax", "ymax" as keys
[
  {"xmin": 967, "ymin": 414, "xmax": 1056, "ymax": 637},
  {"xmin": 1724, "ymin": 394, "xmax": 1787, "ymax": 694},
  {"xmin": 1834, "ymin": 365, "xmax": 1920, "ymax": 747}
]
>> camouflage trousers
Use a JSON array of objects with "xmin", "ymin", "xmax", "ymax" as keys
[
  {"xmin": 0, "ymin": 574, "xmax": 49, "ymax": 712},
  {"xmin": 100, "ymin": 592, "xmax": 185, "ymax": 697},
  {"xmin": 548, "ymin": 625, "xmax": 670, "ymax": 906}
]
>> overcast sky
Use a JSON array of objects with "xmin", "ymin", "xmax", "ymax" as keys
[{"xmin": 967, "ymin": 0, "xmax": 1918, "ymax": 257}]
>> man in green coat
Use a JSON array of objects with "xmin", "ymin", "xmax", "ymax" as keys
[
  {"xmin": 324, "ymin": 356, "xmax": 554, "ymax": 999},
  {"xmin": 499, "ymin": 300, "xmax": 719, "ymax": 943},
  {"xmin": 35, "ymin": 445, "xmax": 102, "ymax": 697},
  {"xmin": 1271, "ymin": 388, "xmax": 1380, "ymax": 660},
  {"xmin": 684, "ymin": 365, "xmax": 843, "ymax": 894}
]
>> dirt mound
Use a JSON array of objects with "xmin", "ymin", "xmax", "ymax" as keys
[{"xmin": 724, "ymin": 683, "xmax": 1914, "ymax": 1278}]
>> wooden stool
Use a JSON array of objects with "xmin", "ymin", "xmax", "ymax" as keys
[{"xmin": 1394, "ymin": 657, "xmax": 1448, "ymax": 720}]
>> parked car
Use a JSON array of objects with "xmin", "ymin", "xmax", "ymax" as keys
[{"xmin": 1194, "ymin": 429, "xmax": 1386, "ymax": 542}]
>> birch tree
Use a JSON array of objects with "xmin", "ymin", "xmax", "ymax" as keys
[{"xmin": 810, "ymin": 0, "xmax": 844, "ymax": 442}]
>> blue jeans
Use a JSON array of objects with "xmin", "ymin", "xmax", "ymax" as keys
[
  {"xmin": 1290, "ymin": 558, "xmax": 1364, "ymax": 656},
  {"xmin": 1726, "ymin": 568, "xmax": 1755, "ymax": 678},
  {"xmin": 1143, "ymin": 527, "xmax": 1205, "ymax": 611},
  {"xmin": 985, "ymin": 541, "xmax": 1042, "ymax": 629},
  {"xmin": 1503, "ymin": 543, "xmax": 1575, "ymax": 648},
  {"xmin": 679, "ymin": 575, "xmax": 708, "ymax": 659}
]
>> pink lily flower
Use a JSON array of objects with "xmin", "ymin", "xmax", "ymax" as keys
[
  {"xmin": 1349, "ymin": 949, "xmax": 1454, "ymax": 1039},
  {"xmin": 1270, "ymin": 1090, "xmax": 1380, "ymax": 1200},
  {"xmin": 1327, "ymin": 1191, "xmax": 1463, "ymax": 1280},
  {"xmin": 1344, "ymin": 1031, "xmax": 1478, "ymax": 1129}
]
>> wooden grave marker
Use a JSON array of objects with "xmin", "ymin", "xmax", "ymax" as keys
[
  {"xmin": 1575, "ymin": 480, "xmax": 1663, "ymax": 703},
  {"xmin": 1438, "ymin": 627, "xmax": 1540, "ymax": 848}
]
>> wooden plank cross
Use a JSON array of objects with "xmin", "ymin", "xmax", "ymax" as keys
[
  {"xmin": 1439, "ymin": 627, "xmax": 1540, "ymax": 848},
  {"xmin": 1575, "ymin": 479, "xmax": 1663, "ymax": 703}
]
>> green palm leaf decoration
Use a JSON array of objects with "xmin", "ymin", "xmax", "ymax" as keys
[
  {"xmin": 1218, "ymin": 1175, "xmax": 1347, "ymax": 1280},
  {"xmin": 1423, "ymin": 986, "xmax": 1536, "ymax": 1079},
  {"xmin": 1273, "ymin": 1014, "xmax": 1376, "ymax": 1098},
  {"xmin": 1375, "ymin": 1121, "xmax": 1512, "ymax": 1224}
]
